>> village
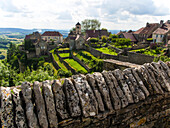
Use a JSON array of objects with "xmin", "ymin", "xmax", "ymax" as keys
[{"xmin": 16, "ymin": 20, "xmax": 170, "ymax": 75}]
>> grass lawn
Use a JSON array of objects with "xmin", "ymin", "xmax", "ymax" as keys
[
  {"xmin": 58, "ymin": 53, "xmax": 70, "ymax": 58},
  {"xmin": 52, "ymin": 53, "xmax": 68, "ymax": 71},
  {"xmin": 65, "ymin": 58, "xmax": 88, "ymax": 74},
  {"xmin": 58, "ymin": 48, "xmax": 70, "ymax": 51},
  {"xmin": 95, "ymin": 47, "xmax": 118, "ymax": 55}
]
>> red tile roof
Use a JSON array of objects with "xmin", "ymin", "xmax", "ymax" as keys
[
  {"xmin": 41, "ymin": 31, "xmax": 63, "ymax": 36},
  {"xmin": 134, "ymin": 27, "xmax": 145, "ymax": 34},
  {"xmin": 122, "ymin": 33, "xmax": 137, "ymax": 42}
]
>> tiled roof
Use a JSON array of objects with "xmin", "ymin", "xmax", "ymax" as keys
[
  {"xmin": 41, "ymin": 31, "xmax": 63, "ymax": 36},
  {"xmin": 140, "ymin": 23, "xmax": 159, "ymax": 35},
  {"xmin": 134, "ymin": 27, "xmax": 144, "ymax": 34},
  {"xmin": 153, "ymin": 22, "xmax": 170, "ymax": 35},
  {"xmin": 25, "ymin": 35, "xmax": 32, "ymax": 40},
  {"xmin": 122, "ymin": 33, "xmax": 137, "ymax": 42},
  {"xmin": 85, "ymin": 30, "xmax": 108, "ymax": 39}
]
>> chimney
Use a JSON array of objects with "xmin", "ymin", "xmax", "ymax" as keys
[
  {"xmin": 160, "ymin": 20, "xmax": 164, "ymax": 27},
  {"xmin": 167, "ymin": 20, "xmax": 170, "ymax": 24},
  {"xmin": 146, "ymin": 22, "xmax": 150, "ymax": 27}
]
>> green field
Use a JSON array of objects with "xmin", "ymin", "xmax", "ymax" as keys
[
  {"xmin": 58, "ymin": 53, "xmax": 70, "ymax": 58},
  {"xmin": 95, "ymin": 47, "xmax": 118, "ymax": 55},
  {"xmin": 65, "ymin": 58, "xmax": 88, "ymax": 73}
]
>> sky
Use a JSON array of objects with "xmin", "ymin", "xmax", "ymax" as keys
[{"xmin": 0, "ymin": 0, "xmax": 170, "ymax": 30}]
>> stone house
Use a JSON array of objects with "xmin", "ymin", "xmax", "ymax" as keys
[
  {"xmin": 134, "ymin": 22, "xmax": 159, "ymax": 42},
  {"xmin": 21, "ymin": 32, "xmax": 48, "ymax": 58},
  {"xmin": 152, "ymin": 20, "xmax": 170, "ymax": 45},
  {"xmin": 41, "ymin": 31, "xmax": 63, "ymax": 43}
]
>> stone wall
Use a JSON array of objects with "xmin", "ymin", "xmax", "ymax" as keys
[
  {"xmin": 51, "ymin": 53, "xmax": 61, "ymax": 70},
  {"xmin": 1, "ymin": 61, "xmax": 170, "ymax": 128}
]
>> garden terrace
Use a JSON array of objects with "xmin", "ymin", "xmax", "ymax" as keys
[
  {"xmin": 64, "ymin": 58, "xmax": 88, "ymax": 74},
  {"xmin": 129, "ymin": 47, "xmax": 166, "ymax": 56},
  {"xmin": 57, "ymin": 48, "xmax": 70, "ymax": 51},
  {"xmin": 58, "ymin": 53, "xmax": 70, "ymax": 58},
  {"xmin": 73, "ymin": 50, "xmax": 103, "ymax": 71},
  {"xmin": 95, "ymin": 47, "xmax": 118, "ymax": 55},
  {"xmin": 52, "ymin": 53, "xmax": 68, "ymax": 71}
]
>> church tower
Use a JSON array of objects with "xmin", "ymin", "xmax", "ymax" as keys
[{"xmin": 75, "ymin": 22, "xmax": 81, "ymax": 35}]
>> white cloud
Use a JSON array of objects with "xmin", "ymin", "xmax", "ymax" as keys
[{"xmin": 0, "ymin": 0, "xmax": 169, "ymax": 30}]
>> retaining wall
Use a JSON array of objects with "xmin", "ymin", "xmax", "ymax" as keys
[{"xmin": 1, "ymin": 61, "xmax": 170, "ymax": 128}]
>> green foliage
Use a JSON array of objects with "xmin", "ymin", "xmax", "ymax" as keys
[
  {"xmin": 24, "ymin": 39, "xmax": 34, "ymax": 51},
  {"xmin": 57, "ymin": 69, "xmax": 72, "ymax": 77},
  {"xmin": 81, "ymin": 19, "xmax": 101, "ymax": 30},
  {"xmin": 101, "ymin": 28, "xmax": 107, "ymax": 30},
  {"xmin": 89, "ymin": 38, "xmax": 99, "ymax": 43},
  {"xmin": 58, "ymin": 53, "xmax": 70, "ymax": 58},
  {"xmin": 147, "ymin": 38, "xmax": 153, "ymax": 41},
  {"xmin": 154, "ymin": 55, "xmax": 170, "ymax": 62},
  {"xmin": 109, "ymin": 34, "xmax": 118, "ymax": 39},
  {"xmin": 74, "ymin": 50, "xmax": 103, "ymax": 72},
  {"xmin": 102, "ymin": 36, "xmax": 107, "ymax": 43}
]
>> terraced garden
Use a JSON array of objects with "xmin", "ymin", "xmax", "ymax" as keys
[
  {"xmin": 58, "ymin": 53, "xmax": 70, "ymax": 58},
  {"xmin": 64, "ymin": 58, "xmax": 88, "ymax": 74},
  {"xmin": 73, "ymin": 50, "xmax": 103, "ymax": 72},
  {"xmin": 95, "ymin": 47, "xmax": 118, "ymax": 55},
  {"xmin": 52, "ymin": 53, "xmax": 68, "ymax": 71}
]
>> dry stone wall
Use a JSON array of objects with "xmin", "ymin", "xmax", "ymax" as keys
[{"xmin": 0, "ymin": 61, "xmax": 170, "ymax": 128}]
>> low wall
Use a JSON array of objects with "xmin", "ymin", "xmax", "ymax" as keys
[
  {"xmin": 71, "ymin": 52, "xmax": 90, "ymax": 72},
  {"xmin": 1, "ymin": 61, "xmax": 170, "ymax": 128},
  {"xmin": 108, "ymin": 44, "xmax": 121, "ymax": 53},
  {"xmin": 127, "ymin": 52, "xmax": 154, "ymax": 65}
]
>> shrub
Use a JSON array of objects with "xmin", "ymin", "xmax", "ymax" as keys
[
  {"xmin": 150, "ymin": 43, "xmax": 157, "ymax": 49},
  {"xmin": 89, "ymin": 38, "xmax": 99, "ymax": 43},
  {"xmin": 102, "ymin": 36, "xmax": 107, "ymax": 43}
]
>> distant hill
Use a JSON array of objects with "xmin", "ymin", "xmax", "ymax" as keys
[{"xmin": 0, "ymin": 28, "xmax": 123, "ymax": 38}]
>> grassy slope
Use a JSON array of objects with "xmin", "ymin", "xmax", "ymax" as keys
[
  {"xmin": 52, "ymin": 53, "xmax": 68, "ymax": 71},
  {"xmin": 65, "ymin": 58, "xmax": 88, "ymax": 73},
  {"xmin": 58, "ymin": 53, "xmax": 70, "ymax": 57},
  {"xmin": 74, "ymin": 50, "xmax": 101, "ymax": 68},
  {"xmin": 95, "ymin": 47, "xmax": 118, "ymax": 55}
]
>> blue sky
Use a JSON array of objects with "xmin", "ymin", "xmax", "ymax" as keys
[{"xmin": 0, "ymin": 0, "xmax": 170, "ymax": 30}]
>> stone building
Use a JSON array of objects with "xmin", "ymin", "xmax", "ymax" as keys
[
  {"xmin": 22, "ymin": 32, "xmax": 48, "ymax": 58},
  {"xmin": 152, "ymin": 20, "xmax": 170, "ymax": 45},
  {"xmin": 67, "ymin": 22, "xmax": 86, "ymax": 50},
  {"xmin": 41, "ymin": 31, "xmax": 63, "ymax": 43},
  {"xmin": 134, "ymin": 22, "xmax": 159, "ymax": 42},
  {"xmin": 85, "ymin": 29, "xmax": 109, "ymax": 40}
]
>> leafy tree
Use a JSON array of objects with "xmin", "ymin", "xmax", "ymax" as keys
[{"xmin": 81, "ymin": 19, "xmax": 101, "ymax": 30}]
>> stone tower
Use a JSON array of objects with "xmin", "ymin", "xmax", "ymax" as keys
[{"xmin": 76, "ymin": 22, "xmax": 81, "ymax": 35}]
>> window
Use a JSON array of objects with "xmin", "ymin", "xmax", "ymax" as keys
[
  {"xmin": 156, "ymin": 35, "xmax": 158, "ymax": 38},
  {"xmin": 48, "ymin": 37, "xmax": 50, "ymax": 39}
]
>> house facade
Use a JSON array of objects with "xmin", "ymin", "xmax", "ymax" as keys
[
  {"xmin": 41, "ymin": 31, "xmax": 63, "ymax": 43},
  {"xmin": 152, "ymin": 20, "xmax": 170, "ymax": 44}
]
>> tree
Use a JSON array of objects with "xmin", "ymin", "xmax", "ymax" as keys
[
  {"xmin": 81, "ymin": 19, "xmax": 101, "ymax": 31},
  {"xmin": 102, "ymin": 36, "xmax": 107, "ymax": 43}
]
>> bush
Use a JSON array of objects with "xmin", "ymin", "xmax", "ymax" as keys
[
  {"xmin": 150, "ymin": 43, "xmax": 157, "ymax": 49},
  {"xmin": 89, "ymin": 38, "xmax": 99, "ymax": 43},
  {"xmin": 102, "ymin": 36, "xmax": 107, "ymax": 43}
]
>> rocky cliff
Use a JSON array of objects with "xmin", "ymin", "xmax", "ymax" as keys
[{"xmin": 0, "ymin": 61, "xmax": 170, "ymax": 128}]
